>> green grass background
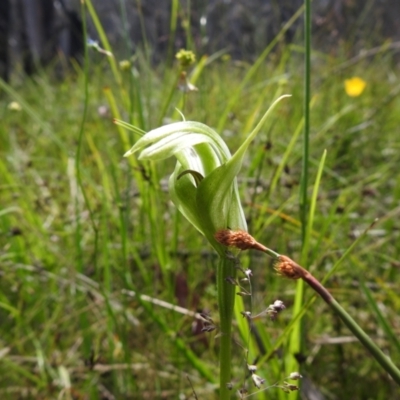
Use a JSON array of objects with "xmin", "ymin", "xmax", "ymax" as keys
[{"xmin": 1, "ymin": 16, "xmax": 400, "ymax": 399}]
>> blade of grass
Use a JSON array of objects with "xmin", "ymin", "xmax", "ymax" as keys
[
  {"xmin": 286, "ymin": 150, "xmax": 326, "ymax": 381},
  {"xmin": 76, "ymin": 1, "xmax": 96, "ymax": 273},
  {"xmin": 360, "ymin": 278, "xmax": 400, "ymax": 354},
  {"xmin": 167, "ymin": 0, "xmax": 180, "ymax": 65},
  {"xmin": 84, "ymin": 0, "xmax": 122, "ymax": 89},
  {"xmin": 286, "ymin": 0, "xmax": 312, "ymax": 389},
  {"xmin": 216, "ymin": 4, "xmax": 304, "ymax": 132}
]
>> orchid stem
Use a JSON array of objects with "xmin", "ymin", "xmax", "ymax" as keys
[{"xmin": 217, "ymin": 254, "xmax": 237, "ymax": 399}]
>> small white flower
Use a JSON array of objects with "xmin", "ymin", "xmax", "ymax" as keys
[{"xmin": 251, "ymin": 374, "xmax": 265, "ymax": 389}]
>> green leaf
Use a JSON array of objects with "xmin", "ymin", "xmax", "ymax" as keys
[
  {"xmin": 196, "ymin": 164, "xmax": 246, "ymax": 253},
  {"xmin": 195, "ymin": 95, "xmax": 291, "ymax": 251}
]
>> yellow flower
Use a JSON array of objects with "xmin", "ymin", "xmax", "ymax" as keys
[{"xmin": 344, "ymin": 77, "xmax": 366, "ymax": 97}]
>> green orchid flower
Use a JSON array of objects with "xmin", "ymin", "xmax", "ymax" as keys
[
  {"xmin": 123, "ymin": 95, "xmax": 289, "ymax": 398},
  {"xmin": 124, "ymin": 95, "xmax": 290, "ymax": 256}
]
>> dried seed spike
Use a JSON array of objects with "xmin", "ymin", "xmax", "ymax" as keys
[
  {"xmin": 275, "ymin": 255, "xmax": 305, "ymax": 280},
  {"xmin": 214, "ymin": 229, "xmax": 268, "ymax": 252}
]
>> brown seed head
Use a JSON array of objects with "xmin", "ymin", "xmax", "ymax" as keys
[
  {"xmin": 275, "ymin": 255, "xmax": 305, "ymax": 280},
  {"xmin": 214, "ymin": 229, "xmax": 266, "ymax": 251}
]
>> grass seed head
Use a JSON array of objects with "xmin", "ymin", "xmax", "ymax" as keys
[{"xmin": 274, "ymin": 255, "xmax": 305, "ymax": 280}]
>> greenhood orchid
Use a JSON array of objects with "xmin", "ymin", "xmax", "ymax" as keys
[
  {"xmin": 122, "ymin": 95, "xmax": 290, "ymax": 398},
  {"xmin": 123, "ymin": 95, "xmax": 290, "ymax": 256}
]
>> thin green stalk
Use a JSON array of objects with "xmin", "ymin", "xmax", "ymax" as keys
[
  {"xmin": 167, "ymin": 0, "xmax": 179, "ymax": 65},
  {"xmin": 76, "ymin": 1, "xmax": 98, "ymax": 272},
  {"xmin": 217, "ymin": 255, "xmax": 237, "ymax": 399},
  {"xmin": 360, "ymin": 279, "xmax": 400, "ymax": 354},
  {"xmin": 273, "ymin": 249, "xmax": 400, "ymax": 386},
  {"xmin": 185, "ymin": 0, "xmax": 192, "ymax": 50},
  {"xmin": 84, "ymin": 0, "xmax": 122, "ymax": 88},
  {"xmin": 296, "ymin": 262, "xmax": 400, "ymax": 385},
  {"xmin": 135, "ymin": 0, "xmax": 151, "ymax": 64},
  {"xmin": 118, "ymin": 0, "xmax": 133, "ymax": 56},
  {"xmin": 328, "ymin": 298, "xmax": 400, "ymax": 385},
  {"xmin": 304, "ymin": 150, "xmax": 327, "ymax": 258},
  {"xmin": 268, "ymin": 116, "xmax": 304, "ymax": 198},
  {"xmin": 300, "ymin": 0, "xmax": 311, "ymax": 231},
  {"xmin": 288, "ymin": 0, "xmax": 312, "ymax": 385},
  {"xmin": 117, "ymin": 0, "xmax": 141, "ymax": 130},
  {"xmin": 157, "ymin": 71, "xmax": 181, "ymax": 126},
  {"xmin": 75, "ymin": 4, "xmax": 98, "ymax": 367}
]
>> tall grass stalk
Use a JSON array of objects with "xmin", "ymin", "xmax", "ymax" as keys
[
  {"xmin": 84, "ymin": 0, "xmax": 122, "ymax": 89},
  {"xmin": 168, "ymin": 0, "xmax": 180, "ymax": 65},
  {"xmin": 287, "ymin": 0, "xmax": 312, "ymax": 386},
  {"xmin": 184, "ymin": 0, "xmax": 193, "ymax": 50},
  {"xmin": 76, "ymin": 1, "xmax": 96, "ymax": 271}
]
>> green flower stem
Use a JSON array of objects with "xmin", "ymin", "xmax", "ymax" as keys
[
  {"xmin": 265, "ymin": 250, "xmax": 400, "ymax": 386},
  {"xmin": 294, "ymin": 265, "xmax": 400, "ymax": 385},
  {"xmin": 328, "ymin": 298, "xmax": 400, "ymax": 385},
  {"xmin": 217, "ymin": 255, "xmax": 237, "ymax": 399}
]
